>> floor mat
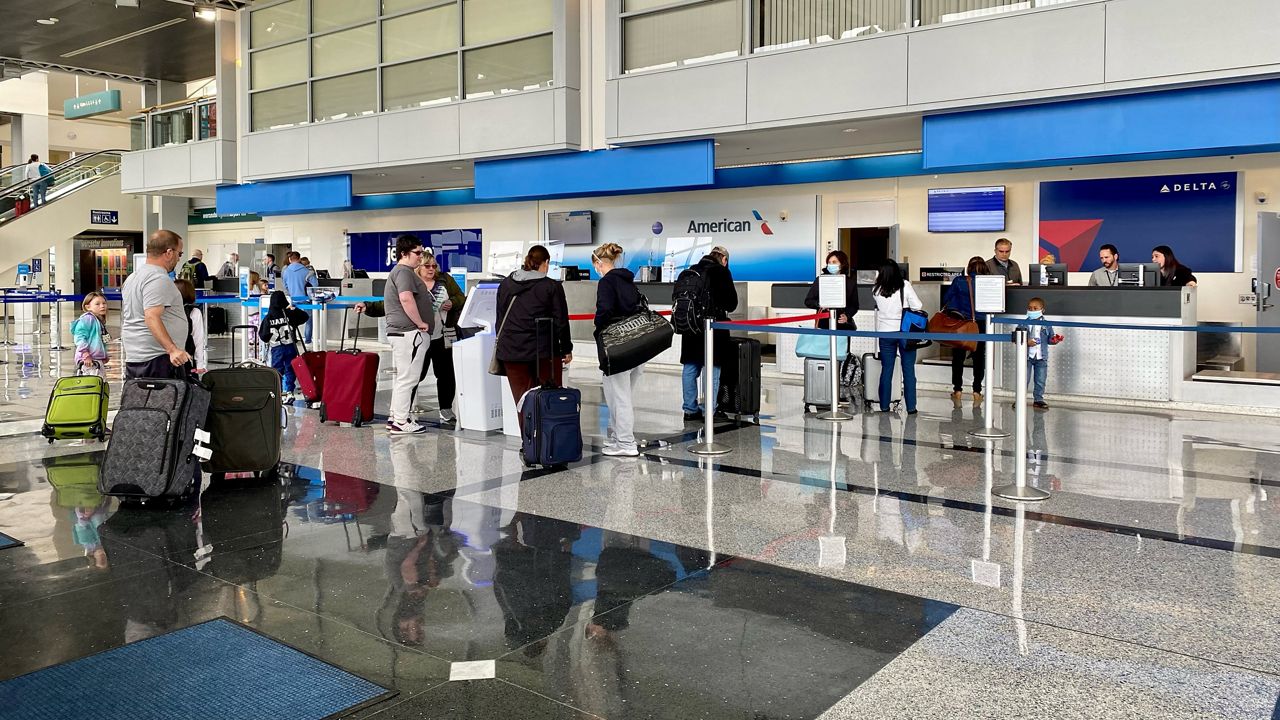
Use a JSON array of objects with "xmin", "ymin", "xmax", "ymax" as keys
[
  {"xmin": 0, "ymin": 617, "xmax": 394, "ymax": 720},
  {"xmin": 0, "ymin": 532, "xmax": 21, "ymax": 550}
]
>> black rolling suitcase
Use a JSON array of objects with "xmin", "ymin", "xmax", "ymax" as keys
[
  {"xmin": 718, "ymin": 337, "xmax": 762, "ymax": 421},
  {"xmin": 206, "ymin": 306, "xmax": 229, "ymax": 336},
  {"xmin": 99, "ymin": 372, "xmax": 212, "ymax": 501},
  {"xmin": 519, "ymin": 318, "xmax": 583, "ymax": 467},
  {"xmin": 201, "ymin": 345, "xmax": 283, "ymax": 476}
]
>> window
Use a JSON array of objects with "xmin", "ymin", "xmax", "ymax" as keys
[
  {"xmin": 623, "ymin": 0, "xmax": 741, "ymax": 73},
  {"xmin": 251, "ymin": 0, "xmax": 307, "ymax": 48},
  {"xmin": 152, "ymin": 106, "xmax": 194, "ymax": 147},
  {"xmin": 754, "ymin": 0, "xmax": 906, "ymax": 51},
  {"xmin": 462, "ymin": 0, "xmax": 553, "ymax": 46},
  {"xmin": 382, "ymin": 4, "xmax": 459, "ymax": 63},
  {"xmin": 313, "ymin": 71, "xmax": 377, "ymax": 122},
  {"xmin": 251, "ymin": 40, "xmax": 307, "ymax": 90},
  {"xmin": 383, "ymin": 55, "xmax": 459, "ymax": 110},
  {"xmin": 252, "ymin": 84, "xmax": 308, "ymax": 131},
  {"xmin": 312, "ymin": 24, "xmax": 377, "ymax": 77},
  {"xmin": 312, "ymin": 0, "xmax": 377, "ymax": 32},
  {"xmin": 464, "ymin": 34, "xmax": 553, "ymax": 97},
  {"xmin": 381, "ymin": 0, "xmax": 441, "ymax": 13}
]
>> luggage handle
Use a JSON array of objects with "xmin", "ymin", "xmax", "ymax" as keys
[
  {"xmin": 75, "ymin": 360, "xmax": 103, "ymax": 376},
  {"xmin": 533, "ymin": 316, "xmax": 558, "ymax": 389},
  {"xmin": 229, "ymin": 324, "xmax": 269, "ymax": 368},
  {"xmin": 339, "ymin": 308, "xmax": 363, "ymax": 354}
]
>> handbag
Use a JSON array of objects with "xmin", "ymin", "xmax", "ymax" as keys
[
  {"xmin": 899, "ymin": 288, "xmax": 931, "ymax": 351},
  {"xmin": 795, "ymin": 329, "xmax": 848, "ymax": 358},
  {"xmin": 487, "ymin": 296, "xmax": 517, "ymax": 376},
  {"xmin": 599, "ymin": 295, "xmax": 674, "ymax": 376},
  {"xmin": 926, "ymin": 278, "xmax": 979, "ymax": 353}
]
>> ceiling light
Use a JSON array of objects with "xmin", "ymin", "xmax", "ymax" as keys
[
  {"xmin": 194, "ymin": 3, "xmax": 217, "ymax": 21},
  {"xmin": 115, "ymin": 0, "xmax": 140, "ymax": 7},
  {"xmin": 451, "ymin": 166, "xmax": 462, "ymax": 170},
  {"xmin": 36, "ymin": 17, "xmax": 59, "ymax": 25},
  {"xmin": 842, "ymin": 128, "xmax": 858, "ymax": 133}
]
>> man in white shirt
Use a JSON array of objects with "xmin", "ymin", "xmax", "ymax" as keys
[{"xmin": 1088, "ymin": 244, "xmax": 1121, "ymax": 287}]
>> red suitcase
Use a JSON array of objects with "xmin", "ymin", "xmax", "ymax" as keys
[
  {"xmin": 15, "ymin": 195, "xmax": 31, "ymax": 216},
  {"xmin": 318, "ymin": 312, "xmax": 378, "ymax": 426},
  {"xmin": 291, "ymin": 340, "xmax": 326, "ymax": 403}
]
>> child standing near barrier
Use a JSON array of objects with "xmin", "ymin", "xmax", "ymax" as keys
[
  {"xmin": 71, "ymin": 291, "xmax": 110, "ymax": 376},
  {"xmin": 174, "ymin": 279, "xmax": 207, "ymax": 374},
  {"xmin": 1021, "ymin": 297, "xmax": 1063, "ymax": 410},
  {"xmin": 258, "ymin": 291, "xmax": 308, "ymax": 400}
]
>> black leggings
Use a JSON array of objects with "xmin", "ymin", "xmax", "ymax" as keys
[
  {"xmin": 951, "ymin": 343, "xmax": 986, "ymax": 393},
  {"xmin": 410, "ymin": 337, "xmax": 456, "ymax": 411}
]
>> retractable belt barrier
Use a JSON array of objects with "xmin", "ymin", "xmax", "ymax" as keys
[{"xmin": 990, "ymin": 316, "xmax": 1280, "ymax": 334}]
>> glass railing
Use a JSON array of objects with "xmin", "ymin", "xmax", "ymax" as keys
[
  {"xmin": 0, "ymin": 150, "xmax": 123, "ymax": 225},
  {"xmin": 129, "ymin": 98, "xmax": 217, "ymax": 151},
  {"xmin": 0, "ymin": 163, "xmax": 28, "ymax": 192}
]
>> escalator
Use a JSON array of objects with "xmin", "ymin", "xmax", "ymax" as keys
[{"xmin": 0, "ymin": 150, "xmax": 131, "ymax": 277}]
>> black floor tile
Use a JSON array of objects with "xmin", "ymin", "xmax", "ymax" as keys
[
  {"xmin": 364, "ymin": 679, "xmax": 598, "ymax": 719},
  {"xmin": 500, "ymin": 558, "xmax": 957, "ymax": 720}
]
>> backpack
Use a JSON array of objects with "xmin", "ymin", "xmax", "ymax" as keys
[
  {"xmin": 671, "ymin": 264, "xmax": 712, "ymax": 335},
  {"xmin": 178, "ymin": 261, "xmax": 198, "ymax": 284}
]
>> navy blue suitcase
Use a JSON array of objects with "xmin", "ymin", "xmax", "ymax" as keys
[
  {"xmin": 518, "ymin": 317, "xmax": 582, "ymax": 467},
  {"xmin": 519, "ymin": 386, "xmax": 583, "ymax": 467}
]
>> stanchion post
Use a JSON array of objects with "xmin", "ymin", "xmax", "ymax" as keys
[
  {"xmin": 992, "ymin": 328, "xmax": 1049, "ymax": 502},
  {"xmin": 970, "ymin": 333, "xmax": 1009, "ymax": 439},
  {"xmin": 818, "ymin": 309, "xmax": 853, "ymax": 422},
  {"xmin": 315, "ymin": 302, "xmax": 328, "ymax": 351},
  {"xmin": 49, "ymin": 292, "xmax": 67, "ymax": 350},
  {"xmin": 690, "ymin": 317, "xmax": 731, "ymax": 456},
  {"xmin": 1, "ymin": 288, "xmax": 10, "ymax": 346}
]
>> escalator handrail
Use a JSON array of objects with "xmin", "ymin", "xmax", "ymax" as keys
[{"xmin": 0, "ymin": 149, "xmax": 125, "ymax": 199}]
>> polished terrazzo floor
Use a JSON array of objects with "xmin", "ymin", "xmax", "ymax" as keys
[{"xmin": 2, "ymin": 337, "xmax": 1280, "ymax": 719}]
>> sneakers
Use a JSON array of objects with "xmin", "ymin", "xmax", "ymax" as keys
[
  {"xmin": 972, "ymin": 392, "xmax": 984, "ymax": 405},
  {"xmin": 388, "ymin": 420, "xmax": 428, "ymax": 434},
  {"xmin": 683, "ymin": 412, "xmax": 701, "ymax": 422},
  {"xmin": 1033, "ymin": 401, "xmax": 1050, "ymax": 410},
  {"xmin": 439, "ymin": 408, "xmax": 456, "ymax": 423},
  {"xmin": 602, "ymin": 444, "xmax": 639, "ymax": 457},
  {"xmin": 951, "ymin": 391, "xmax": 963, "ymax": 408}
]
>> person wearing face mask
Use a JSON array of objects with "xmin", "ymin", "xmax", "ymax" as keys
[
  {"xmin": 1016, "ymin": 297, "xmax": 1062, "ymax": 410},
  {"xmin": 804, "ymin": 250, "xmax": 859, "ymax": 329}
]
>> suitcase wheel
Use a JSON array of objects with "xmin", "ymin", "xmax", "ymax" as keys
[
  {"xmin": 318, "ymin": 403, "xmax": 327, "ymax": 424},
  {"xmin": 352, "ymin": 406, "xmax": 363, "ymax": 428}
]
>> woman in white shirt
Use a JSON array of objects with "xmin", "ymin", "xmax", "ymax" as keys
[{"xmin": 871, "ymin": 260, "xmax": 923, "ymax": 414}]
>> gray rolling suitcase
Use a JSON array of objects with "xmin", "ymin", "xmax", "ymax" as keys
[
  {"xmin": 862, "ymin": 352, "xmax": 902, "ymax": 410},
  {"xmin": 100, "ymin": 373, "xmax": 212, "ymax": 501},
  {"xmin": 804, "ymin": 357, "xmax": 833, "ymax": 412}
]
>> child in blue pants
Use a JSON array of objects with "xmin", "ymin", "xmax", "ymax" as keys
[{"xmin": 258, "ymin": 291, "xmax": 309, "ymax": 399}]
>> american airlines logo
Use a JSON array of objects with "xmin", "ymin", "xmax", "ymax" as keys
[
  {"xmin": 683, "ymin": 210, "xmax": 773, "ymax": 235},
  {"xmin": 1160, "ymin": 180, "xmax": 1231, "ymax": 193}
]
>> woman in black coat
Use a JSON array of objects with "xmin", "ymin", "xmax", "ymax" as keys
[
  {"xmin": 1152, "ymin": 245, "xmax": 1198, "ymax": 287},
  {"xmin": 494, "ymin": 245, "xmax": 573, "ymax": 414},
  {"xmin": 678, "ymin": 248, "xmax": 738, "ymax": 419},
  {"xmin": 804, "ymin": 250, "xmax": 859, "ymax": 330},
  {"xmin": 592, "ymin": 243, "xmax": 644, "ymax": 457}
]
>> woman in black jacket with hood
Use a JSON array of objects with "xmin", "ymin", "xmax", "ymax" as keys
[
  {"xmin": 592, "ymin": 243, "xmax": 644, "ymax": 457},
  {"xmin": 495, "ymin": 245, "xmax": 573, "ymax": 416}
]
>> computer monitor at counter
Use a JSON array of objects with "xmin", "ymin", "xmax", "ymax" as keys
[
  {"xmin": 1028, "ymin": 263, "xmax": 1068, "ymax": 287},
  {"xmin": 1117, "ymin": 262, "xmax": 1161, "ymax": 287}
]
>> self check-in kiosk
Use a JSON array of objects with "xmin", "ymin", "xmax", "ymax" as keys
[{"xmin": 454, "ymin": 282, "xmax": 506, "ymax": 432}]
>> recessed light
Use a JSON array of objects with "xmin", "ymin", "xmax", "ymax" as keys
[
  {"xmin": 36, "ymin": 17, "xmax": 59, "ymax": 25},
  {"xmin": 451, "ymin": 166, "xmax": 462, "ymax": 170},
  {"xmin": 376, "ymin": 172, "xmax": 387, "ymax": 177},
  {"xmin": 194, "ymin": 4, "xmax": 218, "ymax": 22},
  {"xmin": 714, "ymin": 142, "xmax": 721, "ymax": 146},
  {"xmin": 842, "ymin": 128, "xmax": 858, "ymax": 133}
]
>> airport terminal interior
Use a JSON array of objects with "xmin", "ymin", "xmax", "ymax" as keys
[{"xmin": 3, "ymin": 0, "xmax": 1280, "ymax": 718}]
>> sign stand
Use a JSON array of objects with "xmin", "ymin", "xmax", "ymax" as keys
[
  {"xmin": 816, "ymin": 275, "xmax": 852, "ymax": 422},
  {"xmin": 970, "ymin": 275, "xmax": 1010, "ymax": 440}
]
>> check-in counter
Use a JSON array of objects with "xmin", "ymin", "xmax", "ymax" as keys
[
  {"xmin": 561, "ymin": 280, "xmax": 749, "ymax": 368},
  {"xmin": 993, "ymin": 286, "xmax": 1195, "ymax": 402}
]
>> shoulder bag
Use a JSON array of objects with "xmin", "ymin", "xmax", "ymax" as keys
[
  {"xmin": 926, "ymin": 278, "xmax": 978, "ymax": 353},
  {"xmin": 599, "ymin": 294, "xmax": 674, "ymax": 376},
  {"xmin": 899, "ymin": 287, "xmax": 931, "ymax": 350},
  {"xmin": 487, "ymin": 296, "xmax": 517, "ymax": 376}
]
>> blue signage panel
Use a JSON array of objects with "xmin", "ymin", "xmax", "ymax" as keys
[
  {"xmin": 30, "ymin": 258, "xmax": 42, "ymax": 273},
  {"xmin": 90, "ymin": 210, "xmax": 119, "ymax": 225},
  {"xmin": 64, "ymin": 90, "xmax": 123, "ymax": 120},
  {"xmin": 1039, "ymin": 172, "xmax": 1239, "ymax": 273}
]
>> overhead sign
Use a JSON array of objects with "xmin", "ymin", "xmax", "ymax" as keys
[
  {"xmin": 30, "ymin": 258, "xmax": 42, "ymax": 273},
  {"xmin": 919, "ymin": 267, "xmax": 964, "ymax": 282},
  {"xmin": 90, "ymin": 210, "xmax": 119, "ymax": 225},
  {"xmin": 189, "ymin": 207, "xmax": 263, "ymax": 225},
  {"xmin": 64, "ymin": 90, "xmax": 122, "ymax": 120}
]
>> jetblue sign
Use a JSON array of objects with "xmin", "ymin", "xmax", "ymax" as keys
[
  {"xmin": 90, "ymin": 210, "xmax": 119, "ymax": 225},
  {"xmin": 64, "ymin": 90, "xmax": 122, "ymax": 120}
]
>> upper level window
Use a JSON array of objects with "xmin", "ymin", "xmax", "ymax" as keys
[
  {"xmin": 251, "ymin": 0, "xmax": 307, "ymax": 48},
  {"xmin": 622, "ymin": 0, "xmax": 742, "ymax": 74},
  {"xmin": 753, "ymin": 0, "xmax": 906, "ymax": 52}
]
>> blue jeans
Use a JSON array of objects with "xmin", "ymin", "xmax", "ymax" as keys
[
  {"xmin": 1028, "ymin": 357, "xmax": 1048, "ymax": 402},
  {"xmin": 681, "ymin": 363, "xmax": 722, "ymax": 414},
  {"xmin": 32, "ymin": 182, "xmax": 48, "ymax": 206},
  {"xmin": 270, "ymin": 344, "xmax": 299, "ymax": 392},
  {"xmin": 877, "ymin": 339, "xmax": 917, "ymax": 412}
]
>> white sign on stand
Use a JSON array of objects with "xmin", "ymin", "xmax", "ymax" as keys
[
  {"xmin": 817, "ymin": 274, "xmax": 847, "ymax": 309},
  {"xmin": 973, "ymin": 275, "xmax": 1007, "ymax": 314}
]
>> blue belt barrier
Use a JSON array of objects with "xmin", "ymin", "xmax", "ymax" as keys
[
  {"xmin": 712, "ymin": 321, "xmax": 1004, "ymax": 344},
  {"xmin": 990, "ymin": 316, "xmax": 1280, "ymax": 334}
]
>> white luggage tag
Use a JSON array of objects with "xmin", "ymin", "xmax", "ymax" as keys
[{"xmin": 193, "ymin": 428, "xmax": 211, "ymax": 443}]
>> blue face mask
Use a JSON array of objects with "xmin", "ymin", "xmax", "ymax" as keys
[
  {"xmin": 826, "ymin": 263, "xmax": 841, "ymax": 275},
  {"xmin": 1027, "ymin": 309, "xmax": 1043, "ymax": 320}
]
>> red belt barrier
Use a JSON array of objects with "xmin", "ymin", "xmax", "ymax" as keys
[
  {"xmin": 725, "ymin": 313, "xmax": 827, "ymax": 326},
  {"xmin": 568, "ymin": 310, "xmax": 673, "ymax": 321}
]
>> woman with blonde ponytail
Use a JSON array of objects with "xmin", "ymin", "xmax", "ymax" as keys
[{"xmin": 591, "ymin": 243, "xmax": 644, "ymax": 457}]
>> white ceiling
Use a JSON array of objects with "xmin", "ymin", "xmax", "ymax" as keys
[{"xmin": 711, "ymin": 115, "xmax": 923, "ymax": 167}]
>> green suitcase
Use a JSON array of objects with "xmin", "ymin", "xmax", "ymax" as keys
[{"xmin": 42, "ymin": 374, "xmax": 109, "ymax": 443}]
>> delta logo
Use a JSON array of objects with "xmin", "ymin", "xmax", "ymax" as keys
[
  {"xmin": 1159, "ymin": 179, "xmax": 1231, "ymax": 193},
  {"xmin": 682, "ymin": 210, "xmax": 773, "ymax": 235}
]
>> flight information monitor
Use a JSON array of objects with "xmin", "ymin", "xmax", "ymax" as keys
[{"xmin": 927, "ymin": 186, "xmax": 1006, "ymax": 232}]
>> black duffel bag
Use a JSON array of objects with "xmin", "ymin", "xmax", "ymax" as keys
[{"xmin": 598, "ymin": 297, "xmax": 674, "ymax": 376}]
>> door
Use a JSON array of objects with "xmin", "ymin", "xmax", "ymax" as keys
[{"xmin": 1256, "ymin": 212, "xmax": 1280, "ymax": 372}]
